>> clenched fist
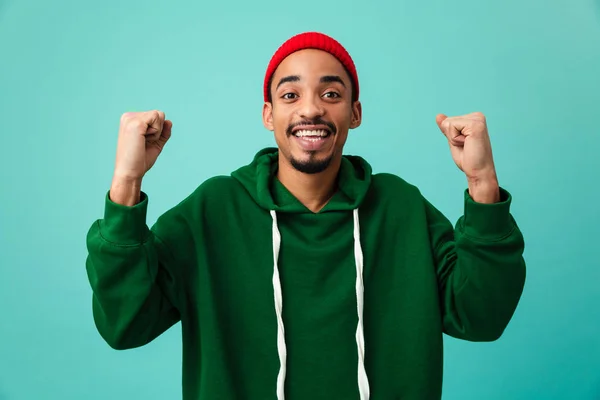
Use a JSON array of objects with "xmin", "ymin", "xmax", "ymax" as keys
[
  {"xmin": 436, "ymin": 112, "xmax": 500, "ymax": 204},
  {"xmin": 110, "ymin": 110, "xmax": 172, "ymax": 206}
]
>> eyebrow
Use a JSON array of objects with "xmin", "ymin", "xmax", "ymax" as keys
[
  {"xmin": 275, "ymin": 74, "xmax": 347, "ymax": 90},
  {"xmin": 276, "ymin": 75, "xmax": 300, "ymax": 90},
  {"xmin": 320, "ymin": 75, "xmax": 346, "ymax": 87}
]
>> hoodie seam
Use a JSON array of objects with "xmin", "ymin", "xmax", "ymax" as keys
[
  {"xmin": 457, "ymin": 220, "xmax": 517, "ymax": 243},
  {"xmin": 96, "ymin": 220, "xmax": 150, "ymax": 248}
]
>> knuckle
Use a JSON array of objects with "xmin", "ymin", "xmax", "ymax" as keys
[
  {"xmin": 124, "ymin": 118, "xmax": 145, "ymax": 131},
  {"xmin": 121, "ymin": 111, "xmax": 143, "ymax": 126},
  {"xmin": 119, "ymin": 110, "xmax": 163, "ymax": 132}
]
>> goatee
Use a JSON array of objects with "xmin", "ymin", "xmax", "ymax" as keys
[{"xmin": 290, "ymin": 153, "xmax": 334, "ymax": 174}]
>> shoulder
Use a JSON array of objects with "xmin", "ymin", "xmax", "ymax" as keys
[
  {"xmin": 364, "ymin": 172, "xmax": 428, "ymax": 211},
  {"xmin": 182, "ymin": 175, "xmax": 244, "ymax": 205},
  {"xmin": 195, "ymin": 175, "xmax": 240, "ymax": 194},
  {"xmin": 359, "ymin": 173, "xmax": 434, "ymax": 228},
  {"xmin": 370, "ymin": 172, "xmax": 422, "ymax": 197},
  {"xmin": 162, "ymin": 175, "xmax": 242, "ymax": 216}
]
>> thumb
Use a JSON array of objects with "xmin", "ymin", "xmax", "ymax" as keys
[{"xmin": 435, "ymin": 114, "xmax": 448, "ymax": 130}]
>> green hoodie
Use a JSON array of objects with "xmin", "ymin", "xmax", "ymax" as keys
[{"xmin": 85, "ymin": 147, "xmax": 526, "ymax": 400}]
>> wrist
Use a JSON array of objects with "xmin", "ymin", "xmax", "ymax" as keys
[
  {"xmin": 110, "ymin": 174, "xmax": 143, "ymax": 206},
  {"xmin": 467, "ymin": 174, "xmax": 500, "ymax": 204}
]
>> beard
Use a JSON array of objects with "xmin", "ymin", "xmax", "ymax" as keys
[{"xmin": 290, "ymin": 152, "xmax": 334, "ymax": 174}]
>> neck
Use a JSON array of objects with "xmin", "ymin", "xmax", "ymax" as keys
[{"xmin": 277, "ymin": 156, "xmax": 341, "ymax": 213}]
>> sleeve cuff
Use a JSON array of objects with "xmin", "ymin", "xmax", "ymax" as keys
[
  {"xmin": 460, "ymin": 187, "xmax": 514, "ymax": 240},
  {"xmin": 99, "ymin": 190, "xmax": 151, "ymax": 245}
]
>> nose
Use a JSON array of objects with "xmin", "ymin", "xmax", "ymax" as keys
[{"xmin": 297, "ymin": 94, "xmax": 325, "ymax": 120}]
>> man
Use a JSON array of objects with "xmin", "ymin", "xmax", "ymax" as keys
[{"xmin": 86, "ymin": 32, "xmax": 526, "ymax": 400}]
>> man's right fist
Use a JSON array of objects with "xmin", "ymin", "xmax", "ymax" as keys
[
  {"xmin": 114, "ymin": 110, "xmax": 172, "ymax": 181},
  {"xmin": 108, "ymin": 110, "xmax": 172, "ymax": 206}
]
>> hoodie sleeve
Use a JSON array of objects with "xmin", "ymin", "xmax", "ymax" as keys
[
  {"xmin": 426, "ymin": 187, "xmax": 526, "ymax": 342},
  {"xmin": 85, "ymin": 191, "xmax": 183, "ymax": 350}
]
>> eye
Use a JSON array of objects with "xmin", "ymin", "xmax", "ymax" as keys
[
  {"xmin": 323, "ymin": 91, "xmax": 340, "ymax": 98},
  {"xmin": 281, "ymin": 93, "xmax": 297, "ymax": 100}
]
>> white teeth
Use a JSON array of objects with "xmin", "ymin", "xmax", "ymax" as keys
[{"xmin": 294, "ymin": 129, "xmax": 328, "ymax": 137}]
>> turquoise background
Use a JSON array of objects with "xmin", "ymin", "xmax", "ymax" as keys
[{"xmin": 1, "ymin": 0, "xmax": 599, "ymax": 399}]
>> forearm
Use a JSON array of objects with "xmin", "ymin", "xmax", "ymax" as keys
[
  {"xmin": 86, "ymin": 235, "xmax": 179, "ymax": 349},
  {"xmin": 429, "ymin": 188, "xmax": 526, "ymax": 341},
  {"xmin": 110, "ymin": 175, "xmax": 143, "ymax": 206},
  {"xmin": 440, "ymin": 228, "xmax": 526, "ymax": 341},
  {"xmin": 85, "ymin": 191, "xmax": 180, "ymax": 349}
]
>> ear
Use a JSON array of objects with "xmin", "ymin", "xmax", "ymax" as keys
[
  {"xmin": 262, "ymin": 102, "xmax": 274, "ymax": 131},
  {"xmin": 350, "ymin": 100, "xmax": 362, "ymax": 129}
]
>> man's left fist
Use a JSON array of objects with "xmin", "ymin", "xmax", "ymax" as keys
[{"xmin": 436, "ymin": 112, "xmax": 500, "ymax": 203}]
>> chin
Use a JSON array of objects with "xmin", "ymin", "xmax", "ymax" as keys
[{"xmin": 289, "ymin": 150, "xmax": 336, "ymax": 175}]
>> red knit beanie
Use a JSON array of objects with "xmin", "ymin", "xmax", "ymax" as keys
[{"xmin": 263, "ymin": 32, "xmax": 359, "ymax": 102}]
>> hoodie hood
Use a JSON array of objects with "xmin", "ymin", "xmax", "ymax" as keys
[{"xmin": 231, "ymin": 147, "xmax": 373, "ymax": 213}]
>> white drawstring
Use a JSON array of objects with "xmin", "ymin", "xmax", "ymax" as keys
[
  {"xmin": 353, "ymin": 208, "xmax": 370, "ymax": 400},
  {"xmin": 270, "ymin": 210, "xmax": 287, "ymax": 400},
  {"xmin": 270, "ymin": 209, "xmax": 370, "ymax": 400}
]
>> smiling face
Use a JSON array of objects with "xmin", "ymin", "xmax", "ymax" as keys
[{"xmin": 262, "ymin": 49, "xmax": 362, "ymax": 175}]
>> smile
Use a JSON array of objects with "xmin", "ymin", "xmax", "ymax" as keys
[
  {"xmin": 291, "ymin": 128, "xmax": 333, "ymax": 151},
  {"xmin": 291, "ymin": 123, "xmax": 334, "ymax": 137},
  {"xmin": 293, "ymin": 129, "xmax": 331, "ymax": 139}
]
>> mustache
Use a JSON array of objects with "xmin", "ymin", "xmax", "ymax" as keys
[{"xmin": 286, "ymin": 118, "xmax": 337, "ymax": 136}]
